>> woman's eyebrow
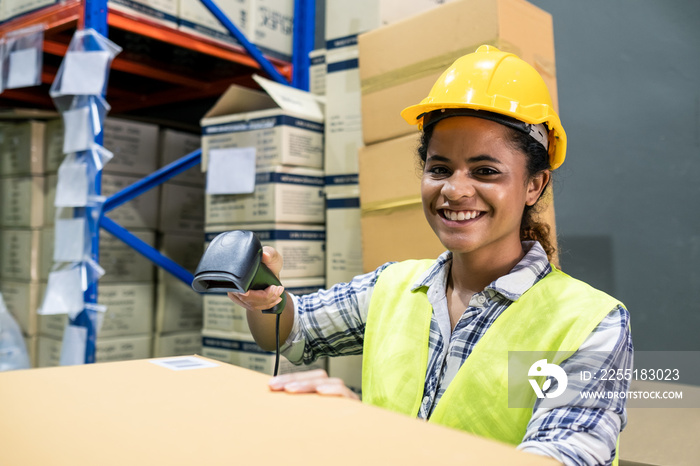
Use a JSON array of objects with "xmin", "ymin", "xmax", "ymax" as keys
[
  {"xmin": 467, "ymin": 154, "xmax": 502, "ymax": 164},
  {"xmin": 425, "ymin": 154, "xmax": 451, "ymax": 163}
]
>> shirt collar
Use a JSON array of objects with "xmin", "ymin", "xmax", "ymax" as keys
[{"xmin": 410, "ymin": 241, "xmax": 552, "ymax": 301}]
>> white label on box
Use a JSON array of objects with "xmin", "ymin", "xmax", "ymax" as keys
[
  {"xmin": 59, "ymin": 51, "xmax": 111, "ymax": 95},
  {"xmin": 151, "ymin": 356, "xmax": 219, "ymax": 371},
  {"xmin": 7, "ymin": 48, "xmax": 39, "ymax": 89},
  {"xmin": 253, "ymin": 75, "xmax": 324, "ymax": 121},
  {"xmin": 206, "ymin": 147, "xmax": 256, "ymax": 194}
]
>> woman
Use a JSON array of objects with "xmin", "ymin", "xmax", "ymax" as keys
[{"xmin": 229, "ymin": 45, "xmax": 633, "ymax": 466}]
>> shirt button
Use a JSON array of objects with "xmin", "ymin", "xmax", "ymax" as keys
[{"xmin": 476, "ymin": 295, "xmax": 487, "ymax": 305}]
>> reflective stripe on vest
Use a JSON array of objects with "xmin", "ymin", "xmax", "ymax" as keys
[{"xmin": 362, "ymin": 260, "xmax": 622, "ymax": 446}]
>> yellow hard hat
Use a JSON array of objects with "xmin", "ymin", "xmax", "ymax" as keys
[{"xmin": 401, "ymin": 45, "xmax": 566, "ymax": 170}]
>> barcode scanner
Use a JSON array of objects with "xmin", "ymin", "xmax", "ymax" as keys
[
  {"xmin": 191, "ymin": 230, "xmax": 286, "ymax": 314},
  {"xmin": 191, "ymin": 230, "xmax": 286, "ymax": 375}
]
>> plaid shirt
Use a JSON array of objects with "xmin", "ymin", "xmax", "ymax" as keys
[{"xmin": 283, "ymin": 242, "xmax": 633, "ymax": 466}]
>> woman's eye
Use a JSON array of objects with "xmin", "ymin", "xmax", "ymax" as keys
[
  {"xmin": 473, "ymin": 167, "xmax": 499, "ymax": 176},
  {"xmin": 426, "ymin": 165, "xmax": 450, "ymax": 176}
]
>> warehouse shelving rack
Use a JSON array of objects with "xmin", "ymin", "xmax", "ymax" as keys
[{"xmin": 0, "ymin": 0, "xmax": 316, "ymax": 363}]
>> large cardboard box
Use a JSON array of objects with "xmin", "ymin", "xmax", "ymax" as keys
[
  {"xmin": 100, "ymin": 228, "xmax": 157, "ymax": 283},
  {"xmin": 155, "ymin": 233, "xmax": 205, "ymax": 333},
  {"xmin": 102, "ymin": 117, "xmax": 160, "ymax": 176},
  {"xmin": 0, "ymin": 121, "xmax": 45, "ymax": 176},
  {"xmin": 201, "ymin": 78, "xmax": 324, "ymax": 171},
  {"xmin": 201, "ymin": 329, "xmax": 326, "ymax": 376},
  {"xmin": 36, "ymin": 334, "xmax": 153, "ymax": 367},
  {"xmin": 309, "ymin": 49, "xmax": 326, "ymax": 96},
  {"xmin": 158, "ymin": 183, "xmax": 204, "ymax": 234},
  {"xmin": 109, "ymin": 0, "xmax": 179, "ymax": 28},
  {"xmin": 1, "ymin": 0, "xmax": 58, "ymax": 22},
  {"xmin": 324, "ymin": 46, "xmax": 363, "ymax": 177},
  {"xmin": 153, "ymin": 331, "xmax": 202, "ymax": 357},
  {"xmin": 38, "ymin": 283, "xmax": 155, "ymax": 339},
  {"xmin": 205, "ymin": 223, "xmax": 325, "ymax": 279},
  {"xmin": 203, "ymin": 277, "xmax": 323, "ymax": 333},
  {"xmin": 325, "ymin": 0, "xmax": 450, "ymax": 50},
  {"xmin": 0, "ymin": 228, "xmax": 53, "ymax": 281},
  {"xmin": 205, "ymin": 166, "xmax": 325, "ymax": 225},
  {"xmin": 178, "ymin": 0, "xmax": 247, "ymax": 46},
  {"xmin": 358, "ymin": 0, "xmax": 557, "ymax": 145},
  {"xmin": 101, "ymin": 173, "xmax": 160, "ymax": 229},
  {"xmin": 325, "ymin": 185, "xmax": 363, "ymax": 286},
  {"xmin": 158, "ymin": 128, "xmax": 204, "ymax": 186},
  {"xmin": 0, "ymin": 176, "xmax": 48, "ymax": 228},
  {"xmin": 0, "ymin": 356, "xmax": 558, "ymax": 465},
  {"xmin": 43, "ymin": 118, "xmax": 66, "ymax": 173}
]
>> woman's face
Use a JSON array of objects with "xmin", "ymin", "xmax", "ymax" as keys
[{"xmin": 421, "ymin": 116, "xmax": 547, "ymax": 257}]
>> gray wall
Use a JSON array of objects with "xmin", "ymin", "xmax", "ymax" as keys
[{"xmin": 527, "ymin": 0, "xmax": 700, "ymax": 351}]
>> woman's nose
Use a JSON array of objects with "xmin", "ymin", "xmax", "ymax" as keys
[{"xmin": 441, "ymin": 174, "xmax": 475, "ymax": 200}]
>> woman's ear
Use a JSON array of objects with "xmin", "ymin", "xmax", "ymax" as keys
[{"xmin": 526, "ymin": 170, "xmax": 551, "ymax": 206}]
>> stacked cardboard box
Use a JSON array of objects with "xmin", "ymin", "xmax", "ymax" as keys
[
  {"xmin": 0, "ymin": 0, "xmax": 59, "ymax": 24},
  {"xmin": 199, "ymin": 78, "xmax": 327, "ymax": 375},
  {"xmin": 358, "ymin": 0, "xmax": 560, "ymax": 272},
  {"xmin": 154, "ymin": 129, "xmax": 206, "ymax": 358},
  {"xmin": 322, "ymin": 0, "xmax": 454, "ymax": 396}
]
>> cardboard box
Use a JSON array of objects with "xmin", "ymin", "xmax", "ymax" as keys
[
  {"xmin": 36, "ymin": 334, "xmax": 153, "ymax": 367},
  {"xmin": 205, "ymin": 166, "xmax": 325, "ymax": 225},
  {"xmin": 158, "ymin": 128, "xmax": 204, "ymax": 186},
  {"xmin": 43, "ymin": 118, "xmax": 66, "ymax": 173},
  {"xmin": 102, "ymin": 117, "xmax": 160, "ymax": 176},
  {"xmin": 309, "ymin": 49, "xmax": 326, "ymax": 96},
  {"xmin": 0, "ymin": 356, "xmax": 558, "ymax": 465},
  {"xmin": 205, "ymin": 223, "xmax": 325, "ymax": 279},
  {"xmin": 109, "ymin": 0, "xmax": 179, "ymax": 28},
  {"xmin": 324, "ymin": 46, "xmax": 363, "ymax": 177},
  {"xmin": 22, "ymin": 334, "xmax": 38, "ymax": 368},
  {"xmin": 155, "ymin": 233, "xmax": 204, "ymax": 333},
  {"xmin": 0, "ymin": 121, "xmax": 45, "ymax": 176},
  {"xmin": 203, "ymin": 277, "xmax": 324, "ymax": 333},
  {"xmin": 325, "ymin": 0, "xmax": 450, "ymax": 50},
  {"xmin": 153, "ymin": 331, "xmax": 202, "ymax": 357},
  {"xmin": 0, "ymin": 176, "xmax": 47, "ymax": 228},
  {"xmin": 0, "ymin": 280, "xmax": 43, "ymax": 337},
  {"xmin": 38, "ymin": 282, "xmax": 155, "ymax": 339},
  {"xmin": 158, "ymin": 183, "xmax": 204, "ymax": 233},
  {"xmin": 201, "ymin": 329, "xmax": 327, "ymax": 376},
  {"xmin": 201, "ymin": 79, "xmax": 324, "ymax": 171},
  {"xmin": 325, "ymin": 185, "xmax": 363, "ymax": 286},
  {"xmin": 101, "ymin": 173, "xmax": 160, "ymax": 229},
  {"xmin": 1, "ymin": 0, "xmax": 58, "ymax": 22},
  {"xmin": 0, "ymin": 228, "xmax": 53, "ymax": 281},
  {"xmin": 179, "ymin": 0, "xmax": 294, "ymax": 61},
  {"xmin": 100, "ymin": 228, "xmax": 157, "ymax": 283},
  {"xmin": 358, "ymin": 0, "xmax": 557, "ymax": 145}
]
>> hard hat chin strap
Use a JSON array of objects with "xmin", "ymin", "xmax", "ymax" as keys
[{"xmin": 421, "ymin": 108, "xmax": 549, "ymax": 152}]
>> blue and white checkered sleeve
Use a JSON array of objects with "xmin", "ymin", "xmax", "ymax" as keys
[
  {"xmin": 281, "ymin": 262, "xmax": 395, "ymax": 365},
  {"xmin": 517, "ymin": 305, "xmax": 633, "ymax": 466}
]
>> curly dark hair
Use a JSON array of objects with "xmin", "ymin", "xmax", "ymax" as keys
[{"xmin": 416, "ymin": 120, "xmax": 556, "ymax": 261}]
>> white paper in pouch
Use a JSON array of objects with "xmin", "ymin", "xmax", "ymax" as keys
[
  {"xmin": 55, "ymin": 158, "xmax": 89, "ymax": 206},
  {"xmin": 40, "ymin": 267, "xmax": 84, "ymax": 317},
  {"xmin": 59, "ymin": 325, "xmax": 88, "ymax": 366},
  {"xmin": 54, "ymin": 218, "xmax": 86, "ymax": 262},
  {"xmin": 62, "ymin": 107, "xmax": 94, "ymax": 153},
  {"xmin": 6, "ymin": 48, "xmax": 39, "ymax": 89},
  {"xmin": 206, "ymin": 147, "xmax": 256, "ymax": 194},
  {"xmin": 59, "ymin": 51, "xmax": 111, "ymax": 95}
]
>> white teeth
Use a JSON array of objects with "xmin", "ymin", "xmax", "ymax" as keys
[{"xmin": 445, "ymin": 210, "xmax": 479, "ymax": 221}]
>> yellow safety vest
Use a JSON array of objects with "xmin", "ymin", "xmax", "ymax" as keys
[{"xmin": 362, "ymin": 259, "xmax": 622, "ymax": 459}]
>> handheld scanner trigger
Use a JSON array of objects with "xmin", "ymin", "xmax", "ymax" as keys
[{"xmin": 191, "ymin": 230, "xmax": 286, "ymax": 314}]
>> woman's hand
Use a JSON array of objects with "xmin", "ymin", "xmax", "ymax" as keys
[
  {"xmin": 227, "ymin": 246, "xmax": 285, "ymax": 312},
  {"xmin": 269, "ymin": 369, "xmax": 360, "ymax": 400}
]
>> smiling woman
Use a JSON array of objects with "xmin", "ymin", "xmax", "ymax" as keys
[{"xmin": 230, "ymin": 45, "xmax": 633, "ymax": 466}]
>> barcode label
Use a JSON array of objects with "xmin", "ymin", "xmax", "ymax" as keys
[{"xmin": 150, "ymin": 356, "xmax": 220, "ymax": 371}]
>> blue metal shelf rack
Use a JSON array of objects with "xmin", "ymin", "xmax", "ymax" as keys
[{"xmin": 75, "ymin": 0, "xmax": 316, "ymax": 363}]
